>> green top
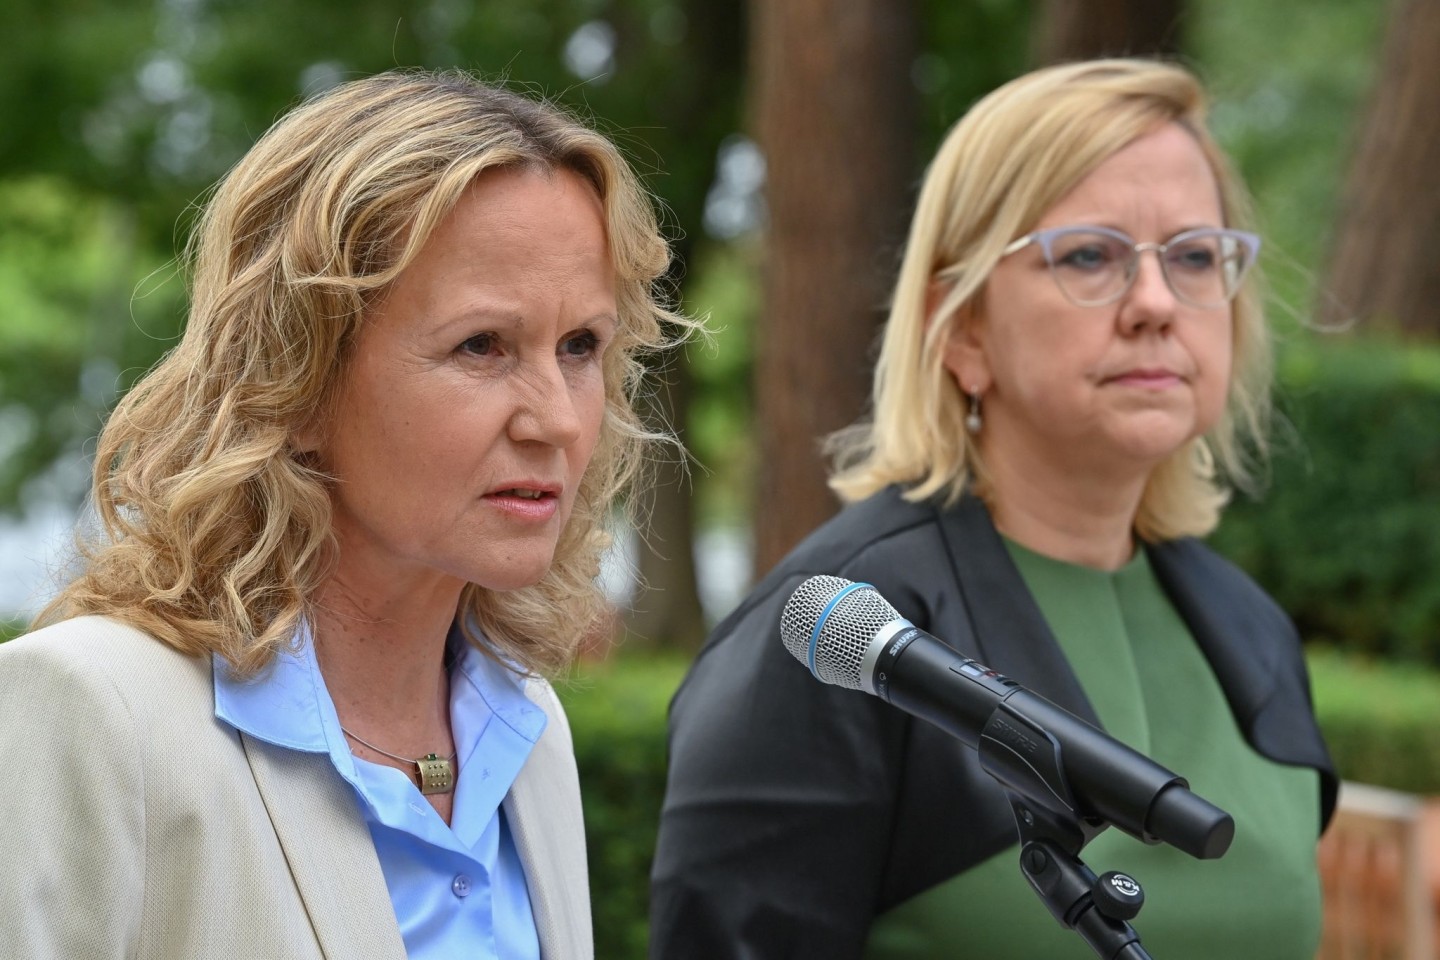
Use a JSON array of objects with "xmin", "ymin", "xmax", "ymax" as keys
[{"xmin": 864, "ymin": 540, "xmax": 1320, "ymax": 959}]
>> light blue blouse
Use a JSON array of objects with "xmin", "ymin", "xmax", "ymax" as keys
[{"xmin": 214, "ymin": 623, "xmax": 547, "ymax": 960}]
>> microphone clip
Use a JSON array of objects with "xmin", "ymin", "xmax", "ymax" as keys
[{"xmin": 1007, "ymin": 793, "xmax": 1155, "ymax": 960}]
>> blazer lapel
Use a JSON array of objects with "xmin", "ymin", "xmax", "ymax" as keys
[
  {"xmin": 505, "ymin": 680, "xmax": 593, "ymax": 960},
  {"xmin": 240, "ymin": 733, "xmax": 407, "ymax": 960},
  {"xmin": 936, "ymin": 493, "xmax": 1104, "ymax": 726}
]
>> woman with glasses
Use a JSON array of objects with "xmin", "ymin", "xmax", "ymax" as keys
[{"xmin": 651, "ymin": 58, "xmax": 1335, "ymax": 959}]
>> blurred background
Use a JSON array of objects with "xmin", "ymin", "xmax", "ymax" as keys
[{"xmin": 1, "ymin": 0, "xmax": 1437, "ymax": 955}]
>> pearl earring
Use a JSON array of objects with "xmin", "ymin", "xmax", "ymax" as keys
[{"xmin": 965, "ymin": 389, "xmax": 983, "ymax": 435}]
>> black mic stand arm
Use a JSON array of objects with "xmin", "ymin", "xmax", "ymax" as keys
[{"xmin": 1005, "ymin": 793, "xmax": 1154, "ymax": 960}]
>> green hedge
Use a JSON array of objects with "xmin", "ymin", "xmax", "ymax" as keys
[
  {"xmin": 1306, "ymin": 645, "xmax": 1440, "ymax": 794},
  {"xmin": 1211, "ymin": 336, "xmax": 1440, "ymax": 666}
]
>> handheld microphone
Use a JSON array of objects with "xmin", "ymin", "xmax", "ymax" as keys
[{"xmin": 780, "ymin": 575, "xmax": 1234, "ymax": 860}]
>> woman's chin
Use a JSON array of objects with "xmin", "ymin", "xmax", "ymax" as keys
[
  {"xmin": 474, "ymin": 571, "xmax": 549, "ymax": 594},
  {"xmin": 466, "ymin": 556, "xmax": 557, "ymax": 594},
  {"xmin": 1098, "ymin": 414, "xmax": 1208, "ymax": 468}
]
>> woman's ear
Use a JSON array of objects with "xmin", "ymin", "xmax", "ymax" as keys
[{"xmin": 935, "ymin": 283, "xmax": 991, "ymax": 394}]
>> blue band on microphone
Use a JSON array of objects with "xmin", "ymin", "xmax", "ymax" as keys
[{"xmin": 808, "ymin": 581, "xmax": 875, "ymax": 677}]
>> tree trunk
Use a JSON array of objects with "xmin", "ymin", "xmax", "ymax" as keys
[
  {"xmin": 1318, "ymin": 0, "xmax": 1440, "ymax": 337},
  {"xmin": 749, "ymin": 0, "xmax": 918, "ymax": 578},
  {"xmin": 1032, "ymin": 0, "xmax": 1185, "ymax": 63}
]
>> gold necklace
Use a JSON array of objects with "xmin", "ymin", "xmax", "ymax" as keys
[{"xmin": 340, "ymin": 725, "xmax": 457, "ymax": 795}]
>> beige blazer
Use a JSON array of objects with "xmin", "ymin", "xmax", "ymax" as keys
[{"xmin": 0, "ymin": 615, "xmax": 593, "ymax": 959}]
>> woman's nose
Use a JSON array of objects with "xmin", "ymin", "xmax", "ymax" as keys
[
  {"xmin": 508, "ymin": 362, "xmax": 584, "ymax": 447},
  {"xmin": 1117, "ymin": 252, "xmax": 1178, "ymax": 333}
]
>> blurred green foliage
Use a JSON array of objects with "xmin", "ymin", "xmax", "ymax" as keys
[
  {"xmin": 1212, "ymin": 338, "xmax": 1440, "ymax": 665},
  {"xmin": 1191, "ymin": 0, "xmax": 1387, "ymax": 321},
  {"xmin": 1308, "ymin": 646, "xmax": 1440, "ymax": 794},
  {"xmin": 0, "ymin": 175, "xmax": 184, "ymax": 505},
  {"xmin": 685, "ymin": 241, "xmax": 759, "ymax": 528}
]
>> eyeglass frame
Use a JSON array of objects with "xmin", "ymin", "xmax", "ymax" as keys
[{"xmin": 1001, "ymin": 224, "xmax": 1262, "ymax": 309}]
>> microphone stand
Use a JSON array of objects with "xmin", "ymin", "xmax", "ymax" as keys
[{"xmin": 1006, "ymin": 793, "xmax": 1154, "ymax": 960}]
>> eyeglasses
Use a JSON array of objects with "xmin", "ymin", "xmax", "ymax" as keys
[{"xmin": 1002, "ymin": 225, "xmax": 1261, "ymax": 309}]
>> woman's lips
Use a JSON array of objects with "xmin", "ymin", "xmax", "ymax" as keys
[
  {"xmin": 1105, "ymin": 369, "xmax": 1183, "ymax": 389},
  {"xmin": 483, "ymin": 488, "xmax": 561, "ymax": 521}
]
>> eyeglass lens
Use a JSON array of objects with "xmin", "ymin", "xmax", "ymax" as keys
[{"xmin": 1045, "ymin": 230, "xmax": 1252, "ymax": 307}]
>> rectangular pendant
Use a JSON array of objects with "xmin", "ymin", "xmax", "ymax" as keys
[{"xmin": 416, "ymin": 754, "xmax": 454, "ymax": 795}]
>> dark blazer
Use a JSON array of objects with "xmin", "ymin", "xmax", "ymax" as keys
[{"xmin": 649, "ymin": 487, "xmax": 1336, "ymax": 960}]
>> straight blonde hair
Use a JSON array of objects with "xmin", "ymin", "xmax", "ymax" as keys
[
  {"xmin": 37, "ymin": 70, "xmax": 694, "ymax": 677},
  {"xmin": 828, "ymin": 58, "xmax": 1271, "ymax": 541}
]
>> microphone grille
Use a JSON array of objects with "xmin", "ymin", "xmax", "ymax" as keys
[{"xmin": 780, "ymin": 575, "xmax": 900, "ymax": 690}]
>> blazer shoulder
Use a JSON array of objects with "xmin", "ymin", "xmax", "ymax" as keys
[
  {"xmin": 709, "ymin": 488, "xmax": 944, "ymax": 638},
  {"xmin": 1, "ymin": 615, "xmax": 212, "ymax": 724},
  {"xmin": 7, "ymin": 614, "xmax": 198, "ymax": 662},
  {"xmin": 1153, "ymin": 537, "xmax": 1292, "ymax": 625},
  {"xmin": 789, "ymin": 487, "xmax": 938, "ymax": 567},
  {"xmin": 523, "ymin": 674, "xmax": 574, "ymax": 744}
]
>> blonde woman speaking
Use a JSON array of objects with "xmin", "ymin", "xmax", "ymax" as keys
[{"xmin": 0, "ymin": 69, "xmax": 690, "ymax": 959}]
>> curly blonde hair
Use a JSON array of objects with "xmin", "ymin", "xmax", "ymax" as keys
[
  {"xmin": 37, "ymin": 70, "xmax": 691, "ymax": 677},
  {"xmin": 828, "ymin": 58, "xmax": 1271, "ymax": 541}
]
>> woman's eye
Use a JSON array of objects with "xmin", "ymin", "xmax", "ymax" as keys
[
  {"xmin": 460, "ymin": 333, "xmax": 496, "ymax": 356},
  {"xmin": 1057, "ymin": 244, "xmax": 1112, "ymax": 271},
  {"xmin": 1169, "ymin": 245, "xmax": 1218, "ymax": 272},
  {"xmin": 561, "ymin": 330, "xmax": 601, "ymax": 358}
]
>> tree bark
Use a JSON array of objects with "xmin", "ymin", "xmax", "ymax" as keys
[
  {"xmin": 1032, "ymin": 0, "xmax": 1185, "ymax": 64},
  {"xmin": 749, "ymin": 0, "xmax": 918, "ymax": 577},
  {"xmin": 1318, "ymin": 0, "xmax": 1440, "ymax": 337}
]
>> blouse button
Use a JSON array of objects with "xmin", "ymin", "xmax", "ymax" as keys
[{"xmin": 452, "ymin": 874, "xmax": 472, "ymax": 898}]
